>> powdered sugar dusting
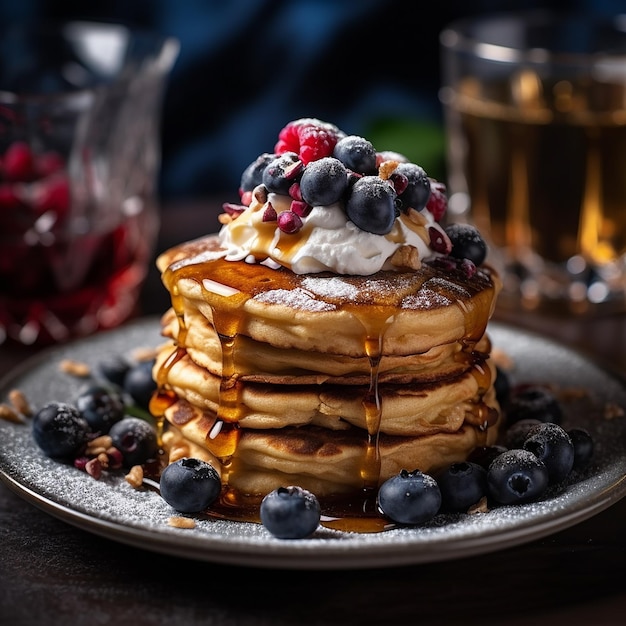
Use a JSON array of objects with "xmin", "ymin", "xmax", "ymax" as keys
[
  {"xmin": 253, "ymin": 288, "xmax": 336, "ymax": 311},
  {"xmin": 301, "ymin": 276, "xmax": 359, "ymax": 300}
]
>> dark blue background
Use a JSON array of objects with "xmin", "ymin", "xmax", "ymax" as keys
[{"xmin": 1, "ymin": 0, "xmax": 623, "ymax": 201}]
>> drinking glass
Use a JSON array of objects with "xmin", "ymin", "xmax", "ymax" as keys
[
  {"xmin": 0, "ymin": 21, "xmax": 178, "ymax": 345},
  {"xmin": 440, "ymin": 11, "xmax": 626, "ymax": 315}
]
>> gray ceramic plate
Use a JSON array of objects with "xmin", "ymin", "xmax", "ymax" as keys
[{"xmin": 0, "ymin": 318, "xmax": 625, "ymax": 570}]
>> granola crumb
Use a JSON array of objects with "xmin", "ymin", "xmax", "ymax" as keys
[
  {"xmin": 59, "ymin": 359, "xmax": 91, "ymax": 378},
  {"xmin": 0, "ymin": 403, "xmax": 23, "ymax": 424},
  {"xmin": 168, "ymin": 516, "xmax": 196, "ymax": 529},
  {"xmin": 125, "ymin": 465, "xmax": 145, "ymax": 489},
  {"xmin": 468, "ymin": 496, "xmax": 489, "ymax": 515},
  {"xmin": 8, "ymin": 389, "xmax": 32, "ymax": 417}
]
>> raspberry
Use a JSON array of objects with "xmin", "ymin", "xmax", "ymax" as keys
[
  {"xmin": 425, "ymin": 179, "xmax": 447, "ymax": 221},
  {"xmin": 274, "ymin": 118, "xmax": 343, "ymax": 165}
]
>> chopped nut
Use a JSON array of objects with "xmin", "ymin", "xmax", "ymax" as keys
[
  {"xmin": 8, "ymin": 389, "xmax": 32, "ymax": 417},
  {"xmin": 468, "ymin": 496, "xmax": 489, "ymax": 515},
  {"xmin": 377, "ymin": 159, "xmax": 399, "ymax": 180},
  {"xmin": 88, "ymin": 435, "xmax": 113, "ymax": 450},
  {"xmin": 59, "ymin": 359, "xmax": 91, "ymax": 378},
  {"xmin": 97, "ymin": 452, "xmax": 110, "ymax": 468},
  {"xmin": 0, "ymin": 403, "xmax": 23, "ymax": 424},
  {"xmin": 390, "ymin": 245, "xmax": 421, "ymax": 271},
  {"xmin": 168, "ymin": 516, "xmax": 196, "ymax": 529},
  {"xmin": 218, "ymin": 213, "xmax": 233, "ymax": 225},
  {"xmin": 125, "ymin": 465, "xmax": 144, "ymax": 489}
]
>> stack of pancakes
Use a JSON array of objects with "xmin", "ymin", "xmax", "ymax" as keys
[{"xmin": 153, "ymin": 234, "xmax": 502, "ymax": 500}]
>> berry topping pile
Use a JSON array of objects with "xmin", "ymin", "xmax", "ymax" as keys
[{"xmin": 229, "ymin": 118, "xmax": 462, "ymax": 246}]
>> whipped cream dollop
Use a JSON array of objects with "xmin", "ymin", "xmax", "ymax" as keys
[{"xmin": 218, "ymin": 187, "xmax": 447, "ymax": 275}]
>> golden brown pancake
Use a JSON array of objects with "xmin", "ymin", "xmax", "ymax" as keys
[{"xmin": 156, "ymin": 235, "xmax": 500, "ymax": 358}]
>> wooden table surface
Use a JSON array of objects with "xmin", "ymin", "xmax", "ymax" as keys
[{"xmin": 1, "ymin": 201, "xmax": 625, "ymax": 626}]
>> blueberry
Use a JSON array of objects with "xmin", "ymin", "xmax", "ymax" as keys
[
  {"xmin": 568, "ymin": 427, "xmax": 594, "ymax": 470},
  {"xmin": 494, "ymin": 366, "xmax": 512, "ymax": 408},
  {"xmin": 333, "ymin": 135, "xmax": 377, "ymax": 174},
  {"xmin": 345, "ymin": 176, "xmax": 397, "ymax": 235},
  {"xmin": 32, "ymin": 402, "xmax": 91, "ymax": 460},
  {"xmin": 262, "ymin": 152, "xmax": 301, "ymax": 194},
  {"xmin": 522, "ymin": 422, "xmax": 574, "ymax": 484},
  {"xmin": 504, "ymin": 418, "xmax": 543, "ymax": 449},
  {"xmin": 108, "ymin": 416, "xmax": 157, "ymax": 467},
  {"xmin": 467, "ymin": 444, "xmax": 508, "ymax": 470},
  {"xmin": 260, "ymin": 486, "xmax": 321, "ymax": 539},
  {"xmin": 487, "ymin": 449, "xmax": 549, "ymax": 504},
  {"xmin": 436, "ymin": 462, "xmax": 488, "ymax": 513},
  {"xmin": 97, "ymin": 354, "xmax": 131, "ymax": 388},
  {"xmin": 377, "ymin": 469, "xmax": 441, "ymax": 525},
  {"xmin": 299, "ymin": 157, "xmax": 348, "ymax": 206},
  {"xmin": 506, "ymin": 385, "xmax": 563, "ymax": 426},
  {"xmin": 75, "ymin": 384, "xmax": 125, "ymax": 435},
  {"xmin": 160, "ymin": 458, "xmax": 222, "ymax": 513},
  {"xmin": 123, "ymin": 359, "xmax": 157, "ymax": 411},
  {"xmin": 240, "ymin": 152, "xmax": 275, "ymax": 193},
  {"xmin": 445, "ymin": 223, "xmax": 488, "ymax": 266},
  {"xmin": 393, "ymin": 162, "xmax": 431, "ymax": 212}
]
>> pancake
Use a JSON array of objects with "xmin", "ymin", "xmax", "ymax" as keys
[
  {"xmin": 154, "ymin": 340, "xmax": 498, "ymax": 436},
  {"xmin": 156, "ymin": 235, "xmax": 499, "ymax": 358},
  {"xmin": 162, "ymin": 414, "xmax": 499, "ymax": 497},
  {"xmin": 159, "ymin": 304, "xmax": 493, "ymax": 385}
]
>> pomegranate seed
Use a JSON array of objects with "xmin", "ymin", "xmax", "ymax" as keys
[
  {"xmin": 459, "ymin": 258, "xmax": 477, "ymax": 277},
  {"xmin": 262, "ymin": 203, "xmax": 277, "ymax": 222},
  {"xmin": 290, "ymin": 200, "xmax": 311, "ymax": 217},
  {"xmin": 288, "ymin": 182, "xmax": 302, "ymax": 200},
  {"xmin": 85, "ymin": 457, "xmax": 103, "ymax": 479},
  {"xmin": 74, "ymin": 456, "xmax": 90, "ymax": 471},
  {"xmin": 428, "ymin": 226, "xmax": 452, "ymax": 254},
  {"xmin": 239, "ymin": 189, "xmax": 253, "ymax": 206},
  {"xmin": 222, "ymin": 202, "xmax": 246, "ymax": 218},
  {"xmin": 277, "ymin": 210, "xmax": 303, "ymax": 234},
  {"xmin": 106, "ymin": 447, "xmax": 124, "ymax": 469}
]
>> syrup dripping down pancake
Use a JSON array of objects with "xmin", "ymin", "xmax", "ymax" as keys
[{"xmin": 154, "ymin": 341, "xmax": 499, "ymax": 436}]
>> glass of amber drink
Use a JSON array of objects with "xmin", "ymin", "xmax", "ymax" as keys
[{"xmin": 440, "ymin": 11, "xmax": 626, "ymax": 315}]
